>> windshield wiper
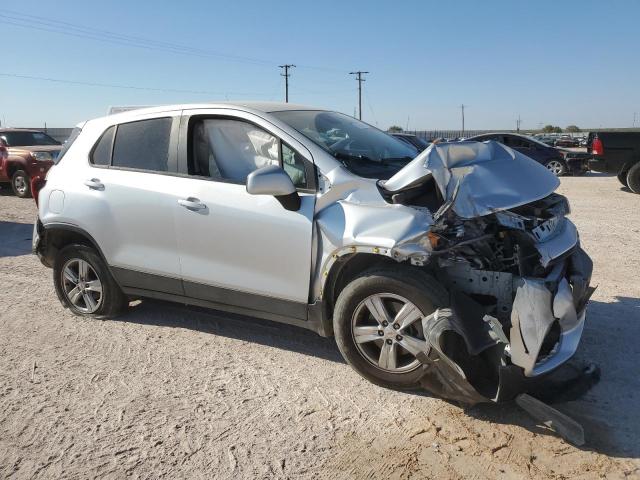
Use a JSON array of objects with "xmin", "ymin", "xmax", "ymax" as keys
[{"xmin": 333, "ymin": 151, "xmax": 376, "ymax": 163}]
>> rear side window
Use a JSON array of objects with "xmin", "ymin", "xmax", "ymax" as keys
[
  {"xmin": 55, "ymin": 126, "xmax": 82, "ymax": 164},
  {"xmin": 112, "ymin": 118, "xmax": 172, "ymax": 172},
  {"xmin": 91, "ymin": 126, "xmax": 115, "ymax": 166}
]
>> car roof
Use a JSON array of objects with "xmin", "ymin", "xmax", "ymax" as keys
[
  {"xmin": 91, "ymin": 101, "xmax": 328, "ymax": 127},
  {"xmin": 390, "ymin": 133, "xmax": 417, "ymax": 137}
]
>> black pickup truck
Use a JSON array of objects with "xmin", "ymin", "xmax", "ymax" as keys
[{"xmin": 587, "ymin": 131, "xmax": 640, "ymax": 193}]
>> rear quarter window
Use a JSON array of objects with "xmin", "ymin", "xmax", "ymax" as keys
[{"xmin": 55, "ymin": 126, "xmax": 82, "ymax": 164}]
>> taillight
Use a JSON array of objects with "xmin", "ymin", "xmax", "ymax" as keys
[{"xmin": 592, "ymin": 136, "xmax": 604, "ymax": 155}]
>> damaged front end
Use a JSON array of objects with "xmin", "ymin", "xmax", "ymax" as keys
[{"xmin": 379, "ymin": 141, "xmax": 594, "ymax": 404}]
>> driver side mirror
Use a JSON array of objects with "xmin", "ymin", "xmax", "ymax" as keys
[{"xmin": 246, "ymin": 165, "xmax": 301, "ymax": 211}]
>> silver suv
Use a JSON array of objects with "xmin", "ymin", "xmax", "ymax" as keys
[{"xmin": 34, "ymin": 102, "xmax": 593, "ymax": 404}]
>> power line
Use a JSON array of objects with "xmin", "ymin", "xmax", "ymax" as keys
[
  {"xmin": 279, "ymin": 65, "xmax": 295, "ymax": 103},
  {"xmin": 0, "ymin": 72, "xmax": 270, "ymax": 97},
  {"xmin": 349, "ymin": 71, "xmax": 369, "ymax": 120},
  {"xmin": 0, "ymin": 9, "xmax": 348, "ymax": 75},
  {"xmin": 0, "ymin": 11, "xmax": 276, "ymax": 67}
]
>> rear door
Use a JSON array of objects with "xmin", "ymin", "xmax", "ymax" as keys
[
  {"xmin": 171, "ymin": 109, "xmax": 317, "ymax": 319},
  {"xmin": 74, "ymin": 113, "xmax": 184, "ymax": 294}
]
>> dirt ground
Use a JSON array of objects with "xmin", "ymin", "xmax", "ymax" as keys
[{"xmin": 0, "ymin": 173, "xmax": 639, "ymax": 479}]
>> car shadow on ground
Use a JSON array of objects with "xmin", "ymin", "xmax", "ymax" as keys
[
  {"xmin": 115, "ymin": 298, "xmax": 346, "ymax": 364},
  {"xmin": 0, "ymin": 221, "xmax": 33, "ymax": 257},
  {"xmin": 0, "ymin": 185, "xmax": 17, "ymax": 196},
  {"xmin": 114, "ymin": 293, "xmax": 639, "ymax": 459}
]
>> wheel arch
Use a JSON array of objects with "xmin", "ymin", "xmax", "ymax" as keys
[
  {"xmin": 322, "ymin": 252, "xmax": 427, "ymax": 328},
  {"xmin": 39, "ymin": 223, "xmax": 110, "ymax": 270}
]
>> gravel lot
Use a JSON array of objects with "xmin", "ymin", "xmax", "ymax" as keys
[{"xmin": 1, "ymin": 173, "xmax": 639, "ymax": 479}]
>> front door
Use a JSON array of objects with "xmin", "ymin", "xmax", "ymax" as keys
[{"xmin": 173, "ymin": 110, "xmax": 316, "ymax": 319}]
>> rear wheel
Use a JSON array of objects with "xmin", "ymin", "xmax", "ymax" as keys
[
  {"xmin": 54, "ymin": 244, "xmax": 128, "ymax": 318},
  {"xmin": 627, "ymin": 163, "xmax": 640, "ymax": 194},
  {"xmin": 11, "ymin": 170, "xmax": 31, "ymax": 198},
  {"xmin": 544, "ymin": 159, "xmax": 567, "ymax": 176},
  {"xmin": 333, "ymin": 267, "xmax": 448, "ymax": 390},
  {"xmin": 617, "ymin": 170, "xmax": 629, "ymax": 187}
]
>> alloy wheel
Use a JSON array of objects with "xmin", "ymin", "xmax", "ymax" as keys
[
  {"xmin": 61, "ymin": 258, "xmax": 103, "ymax": 313},
  {"xmin": 351, "ymin": 293, "xmax": 428, "ymax": 373},
  {"xmin": 13, "ymin": 175, "xmax": 27, "ymax": 195},
  {"xmin": 546, "ymin": 160, "xmax": 565, "ymax": 176}
]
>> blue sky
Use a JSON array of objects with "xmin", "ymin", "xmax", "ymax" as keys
[{"xmin": 2, "ymin": 0, "xmax": 639, "ymax": 129}]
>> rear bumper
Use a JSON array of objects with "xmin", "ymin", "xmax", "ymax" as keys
[
  {"xmin": 565, "ymin": 156, "xmax": 590, "ymax": 174},
  {"xmin": 587, "ymin": 155, "xmax": 609, "ymax": 172}
]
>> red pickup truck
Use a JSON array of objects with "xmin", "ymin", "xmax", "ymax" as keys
[{"xmin": 0, "ymin": 129, "xmax": 62, "ymax": 198}]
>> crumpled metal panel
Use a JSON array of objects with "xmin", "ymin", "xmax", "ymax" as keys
[
  {"xmin": 382, "ymin": 141, "xmax": 560, "ymax": 219},
  {"xmin": 509, "ymin": 279, "xmax": 556, "ymax": 376}
]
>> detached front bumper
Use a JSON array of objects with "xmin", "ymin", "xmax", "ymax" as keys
[
  {"xmin": 420, "ymin": 245, "xmax": 593, "ymax": 405},
  {"xmin": 509, "ymin": 246, "xmax": 594, "ymax": 377}
]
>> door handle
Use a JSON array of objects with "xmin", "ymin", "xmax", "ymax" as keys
[
  {"xmin": 84, "ymin": 178, "xmax": 105, "ymax": 191},
  {"xmin": 178, "ymin": 197, "xmax": 207, "ymax": 211}
]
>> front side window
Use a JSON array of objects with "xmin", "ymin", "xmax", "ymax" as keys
[
  {"xmin": 191, "ymin": 119, "xmax": 290, "ymax": 184},
  {"xmin": 272, "ymin": 110, "xmax": 416, "ymax": 180},
  {"xmin": 282, "ymin": 143, "xmax": 307, "ymax": 188},
  {"xmin": 112, "ymin": 118, "xmax": 172, "ymax": 172}
]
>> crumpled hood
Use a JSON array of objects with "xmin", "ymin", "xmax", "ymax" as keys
[{"xmin": 382, "ymin": 141, "xmax": 560, "ymax": 219}]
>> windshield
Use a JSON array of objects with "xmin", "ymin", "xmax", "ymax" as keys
[
  {"xmin": 271, "ymin": 110, "xmax": 417, "ymax": 179},
  {"xmin": 0, "ymin": 131, "xmax": 60, "ymax": 147}
]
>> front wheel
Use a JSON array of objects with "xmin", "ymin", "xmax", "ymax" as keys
[
  {"xmin": 53, "ymin": 244, "xmax": 128, "ymax": 319},
  {"xmin": 11, "ymin": 170, "xmax": 31, "ymax": 198},
  {"xmin": 333, "ymin": 267, "xmax": 448, "ymax": 390},
  {"xmin": 544, "ymin": 159, "xmax": 567, "ymax": 176}
]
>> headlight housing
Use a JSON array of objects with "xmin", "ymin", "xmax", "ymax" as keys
[{"xmin": 32, "ymin": 151, "xmax": 53, "ymax": 162}]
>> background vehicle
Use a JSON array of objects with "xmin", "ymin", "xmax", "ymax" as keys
[
  {"xmin": 587, "ymin": 131, "xmax": 640, "ymax": 192},
  {"xmin": 468, "ymin": 132, "xmax": 588, "ymax": 176},
  {"xmin": 34, "ymin": 103, "xmax": 592, "ymax": 404},
  {"xmin": 554, "ymin": 135, "xmax": 580, "ymax": 148},
  {"xmin": 0, "ymin": 128, "xmax": 61, "ymax": 197},
  {"xmin": 390, "ymin": 132, "xmax": 430, "ymax": 152}
]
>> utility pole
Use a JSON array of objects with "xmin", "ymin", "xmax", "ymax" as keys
[
  {"xmin": 460, "ymin": 104, "xmax": 466, "ymax": 135},
  {"xmin": 350, "ymin": 71, "xmax": 369, "ymax": 120},
  {"xmin": 516, "ymin": 114, "xmax": 522, "ymax": 132},
  {"xmin": 279, "ymin": 64, "xmax": 295, "ymax": 103}
]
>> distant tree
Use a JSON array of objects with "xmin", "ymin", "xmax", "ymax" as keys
[
  {"xmin": 387, "ymin": 125, "xmax": 403, "ymax": 133},
  {"xmin": 542, "ymin": 124, "xmax": 563, "ymax": 133},
  {"xmin": 565, "ymin": 125, "xmax": 581, "ymax": 132}
]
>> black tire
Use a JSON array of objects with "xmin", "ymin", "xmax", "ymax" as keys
[
  {"xmin": 626, "ymin": 163, "xmax": 640, "ymax": 194},
  {"xmin": 53, "ymin": 244, "xmax": 128, "ymax": 319},
  {"xmin": 617, "ymin": 170, "xmax": 629, "ymax": 187},
  {"xmin": 333, "ymin": 266, "xmax": 449, "ymax": 390},
  {"xmin": 11, "ymin": 170, "xmax": 31, "ymax": 198}
]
